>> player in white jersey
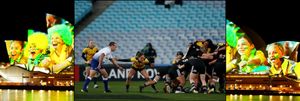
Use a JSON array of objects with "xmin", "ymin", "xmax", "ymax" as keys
[{"xmin": 81, "ymin": 42, "xmax": 123, "ymax": 93}]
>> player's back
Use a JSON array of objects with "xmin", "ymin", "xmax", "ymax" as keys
[{"xmin": 92, "ymin": 47, "xmax": 112, "ymax": 61}]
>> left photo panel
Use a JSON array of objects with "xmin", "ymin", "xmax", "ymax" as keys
[{"xmin": 0, "ymin": 0, "xmax": 74, "ymax": 101}]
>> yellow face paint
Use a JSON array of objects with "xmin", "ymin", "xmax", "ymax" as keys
[{"xmin": 268, "ymin": 45, "xmax": 283, "ymax": 64}]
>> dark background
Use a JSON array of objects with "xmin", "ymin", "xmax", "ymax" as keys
[
  {"xmin": 227, "ymin": 0, "xmax": 300, "ymax": 44},
  {"xmin": 0, "ymin": 0, "xmax": 74, "ymax": 62},
  {"xmin": 227, "ymin": 0, "xmax": 300, "ymax": 61}
]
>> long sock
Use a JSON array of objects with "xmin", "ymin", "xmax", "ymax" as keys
[
  {"xmin": 191, "ymin": 82, "xmax": 195, "ymax": 87},
  {"xmin": 166, "ymin": 77, "xmax": 171, "ymax": 84},
  {"xmin": 103, "ymin": 77, "xmax": 109, "ymax": 91},
  {"xmin": 126, "ymin": 84, "xmax": 130, "ymax": 90},
  {"xmin": 93, "ymin": 77, "xmax": 97, "ymax": 85},
  {"xmin": 177, "ymin": 85, "xmax": 183, "ymax": 91},
  {"xmin": 151, "ymin": 84, "xmax": 157, "ymax": 91},
  {"xmin": 83, "ymin": 77, "xmax": 92, "ymax": 90},
  {"xmin": 219, "ymin": 76, "xmax": 225, "ymax": 90}
]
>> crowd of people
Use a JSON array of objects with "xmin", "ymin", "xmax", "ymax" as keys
[
  {"xmin": 5, "ymin": 14, "xmax": 74, "ymax": 74},
  {"xmin": 226, "ymin": 20, "xmax": 300, "ymax": 80}
]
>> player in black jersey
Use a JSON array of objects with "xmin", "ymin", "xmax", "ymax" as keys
[
  {"xmin": 184, "ymin": 40, "xmax": 208, "ymax": 94},
  {"xmin": 139, "ymin": 51, "xmax": 185, "ymax": 93}
]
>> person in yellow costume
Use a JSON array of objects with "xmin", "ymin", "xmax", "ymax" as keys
[
  {"xmin": 227, "ymin": 35, "xmax": 267, "ymax": 73},
  {"xmin": 25, "ymin": 32, "xmax": 49, "ymax": 71},
  {"xmin": 267, "ymin": 43, "xmax": 300, "ymax": 79},
  {"xmin": 6, "ymin": 40, "xmax": 27, "ymax": 65},
  {"xmin": 42, "ymin": 24, "xmax": 73, "ymax": 74},
  {"xmin": 116, "ymin": 51, "xmax": 151, "ymax": 92}
]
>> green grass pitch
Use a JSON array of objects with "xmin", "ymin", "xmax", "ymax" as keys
[{"xmin": 75, "ymin": 81, "xmax": 225, "ymax": 101}]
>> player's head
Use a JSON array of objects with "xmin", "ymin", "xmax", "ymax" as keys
[
  {"xmin": 88, "ymin": 40, "xmax": 95, "ymax": 48},
  {"xmin": 176, "ymin": 51, "xmax": 184, "ymax": 59},
  {"xmin": 136, "ymin": 51, "xmax": 145, "ymax": 61},
  {"xmin": 48, "ymin": 24, "xmax": 73, "ymax": 49},
  {"xmin": 109, "ymin": 42, "xmax": 117, "ymax": 52},
  {"xmin": 204, "ymin": 39, "xmax": 213, "ymax": 48},
  {"xmin": 267, "ymin": 43, "xmax": 284, "ymax": 65},
  {"xmin": 237, "ymin": 35, "xmax": 255, "ymax": 56},
  {"xmin": 10, "ymin": 40, "xmax": 24, "ymax": 60},
  {"xmin": 27, "ymin": 32, "xmax": 49, "ymax": 58},
  {"xmin": 146, "ymin": 43, "xmax": 153, "ymax": 48}
]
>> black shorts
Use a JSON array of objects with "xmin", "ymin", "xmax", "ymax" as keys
[
  {"xmin": 212, "ymin": 61, "xmax": 225, "ymax": 76},
  {"xmin": 179, "ymin": 62, "xmax": 192, "ymax": 78},
  {"xmin": 168, "ymin": 67, "xmax": 182, "ymax": 80},
  {"xmin": 206, "ymin": 65, "xmax": 214, "ymax": 76},
  {"xmin": 131, "ymin": 67, "xmax": 145, "ymax": 71},
  {"xmin": 188, "ymin": 58, "xmax": 206, "ymax": 74},
  {"xmin": 157, "ymin": 65, "xmax": 181, "ymax": 80},
  {"xmin": 157, "ymin": 67, "xmax": 169, "ymax": 77}
]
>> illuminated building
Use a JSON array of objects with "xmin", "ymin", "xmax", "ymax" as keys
[{"xmin": 226, "ymin": 73, "xmax": 300, "ymax": 95}]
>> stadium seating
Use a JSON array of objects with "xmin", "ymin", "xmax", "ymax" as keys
[
  {"xmin": 75, "ymin": 1, "xmax": 225, "ymax": 64},
  {"xmin": 75, "ymin": 0, "xmax": 93, "ymax": 24}
]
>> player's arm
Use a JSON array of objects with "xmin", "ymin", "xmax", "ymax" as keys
[
  {"xmin": 97, "ymin": 53, "xmax": 105, "ymax": 69},
  {"xmin": 81, "ymin": 49, "xmax": 88, "ymax": 61},
  {"xmin": 115, "ymin": 58, "xmax": 131, "ymax": 62},
  {"xmin": 177, "ymin": 59, "xmax": 187, "ymax": 69},
  {"xmin": 200, "ymin": 53, "xmax": 215, "ymax": 60},
  {"xmin": 110, "ymin": 58, "xmax": 124, "ymax": 70},
  {"xmin": 82, "ymin": 53, "xmax": 88, "ymax": 62},
  {"xmin": 209, "ymin": 59, "xmax": 217, "ymax": 65}
]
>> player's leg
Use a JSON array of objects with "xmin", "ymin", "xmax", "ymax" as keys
[
  {"xmin": 93, "ymin": 74, "xmax": 99, "ymax": 88},
  {"xmin": 175, "ymin": 70, "xmax": 185, "ymax": 93},
  {"xmin": 189, "ymin": 71, "xmax": 199, "ymax": 93},
  {"xmin": 144, "ymin": 75, "xmax": 160, "ymax": 86},
  {"xmin": 214, "ymin": 61, "xmax": 226, "ymax": 93},
  {"xmin": 99, "ymin": 68, "xmax": 111, "ymax": 92},
  {"xmin": 85, "ymin": 66, "xmax": 90, "ymax": 79},
  {"xmin": 195, "ymin": 59, "xmax": 208, "ymax": 94},
  {"xmin": 86, "ymin": 65, "xmax": 98, "ymax": 88},
  {"xmin": 140, "ymin": 75, "xmax": 160, "ymax": 92},
  {"xmin": 81, "ymin": 59, "xmax": 98, "ymax": 92},
  {"xmin": 126, "ymin": 68, "xmax": 136, "ymax": 92},
  {"xmin": 84, "ymin": 65, "xmax": 90, "ymax": 88},
  {"xmin": 82, "ymin": 69, "xmax": 97, "ymax": 92},
  {"xmin": 140, "ymin": 69, "xmax": 158, "ymax": 93},
  {"xmin": 206, "ymin": 65, "xmax": 216, "ymax": 93}
]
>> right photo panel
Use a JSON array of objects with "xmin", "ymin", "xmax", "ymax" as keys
[{"xmin": 226, "ymin": 0, "xmax": 300, "ymax": 101}]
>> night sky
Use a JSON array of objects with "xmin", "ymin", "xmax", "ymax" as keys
[{"xmin": 0, "ymin": 0, "xmax": 74, "ymax": 62}]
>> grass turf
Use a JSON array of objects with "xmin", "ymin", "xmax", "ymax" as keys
[{"xmin": 75, "ymin": 81, "xmax": 225, "ymax": 101}]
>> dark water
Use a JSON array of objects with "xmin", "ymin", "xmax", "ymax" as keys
[
  {"xmin": 0, "ymin": 89, "xmax": 73, "ymax": 101},
  {"xmin": 226, "ymin": 94, "xmax": 300, "ymax": 101}
]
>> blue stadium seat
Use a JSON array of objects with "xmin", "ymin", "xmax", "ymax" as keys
[
  {"xmin": 75, "ymin": 0, "xmax": 92, "ymax": 24},
  {"xmin": 75, "ymin": 1, "xmax": 225, "ymax": 64}
]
